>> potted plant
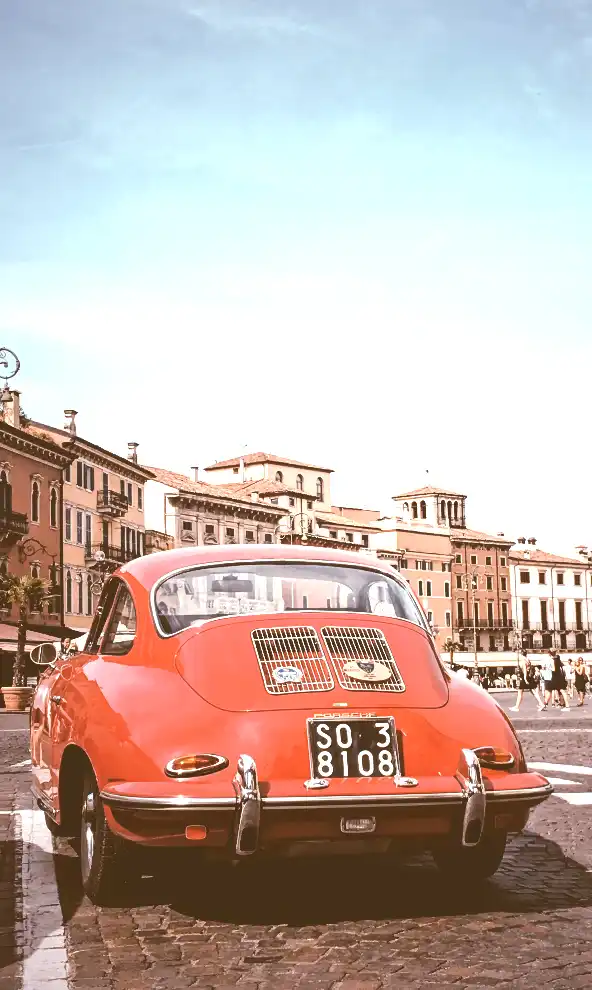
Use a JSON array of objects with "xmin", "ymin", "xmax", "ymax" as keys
[{"xmin": 0, "ymin": 574, "xmax": 47, "ymax": 711}]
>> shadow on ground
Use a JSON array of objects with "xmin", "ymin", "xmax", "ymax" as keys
[{"xmin": 56, "ymin": 829, "xmax": 592, "ymax": 926}]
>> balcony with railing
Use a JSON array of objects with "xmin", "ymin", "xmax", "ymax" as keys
[
  {"xmin": 85, "ymin": 542, "xmax": 142, "ymax": 567},
  {"xmin": 456, "ymin": 617, "xmax": 514, "ymax": 630},
  {"xmin": 96, "ymin": 490, "xmax": 129, "ymax": 517},
  {"xmin": 516, "ymin": 621, "xmax": 591, "ymax": 633},
  {"xmin": 0, "ymin": 509, "xmax": 29, "ymax": 545}
]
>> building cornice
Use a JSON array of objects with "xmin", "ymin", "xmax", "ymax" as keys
[
  {"xmin": 30, "ymin": 421, "xmax": 154, "ymax": 482},
  {"xmin": 0, "ymin": 422, "xmax": 76, "ymax": 469}
]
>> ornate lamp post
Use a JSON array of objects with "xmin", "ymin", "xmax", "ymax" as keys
[
  {"xmin": 0, "ymin": 347, "xmax": 20, "ymax": 403},
  {"xmin": 17, "ymin": 538, "xmax": 60, "ymax": 616}
]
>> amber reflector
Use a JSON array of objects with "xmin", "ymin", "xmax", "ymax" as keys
[
  {"xmin": 165, "ymin": 754, "xmax": 228, "ymax": 778},
  {"xmin": 474, "ymin": 747, "xmax": 515, "ymax": 770},
  {"xmin": 185, "ymin": 825, "xmax": 208, "ymax": 841}
]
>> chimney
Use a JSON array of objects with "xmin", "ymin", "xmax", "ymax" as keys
[
  {"xmin": 127, "ymin": 442, "xmax": 139, "ymax": 464},
  {"xmin": 250, "ymin": 491, "xmax": 259, "ymax": 502},
  {"xmin": 64, "ymin": 409, "xmax": 77, "ymax": 436},
  {"xmin": 517, "ymin": 537, "xmax": 526, "ymax": 544},
  {"xmin": 528, "ymin": 537, "xmax": 537, "ymax": 545},
  {"xmin": 191, "ymin": 466, "xmax": 199, "ymax": 482},
  {"xmin": 3, "ymin": 390, "xmax": 21, "ymax": 428}
]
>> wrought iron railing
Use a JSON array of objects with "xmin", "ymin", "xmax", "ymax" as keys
[{"xmin": 96, "ymin": 490, "xmax": 129, "ymax": 514}]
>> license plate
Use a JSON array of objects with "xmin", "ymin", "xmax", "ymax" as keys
[{"xmin": 307, "ymin": 717, "xmax": 398, "ymax": 779}]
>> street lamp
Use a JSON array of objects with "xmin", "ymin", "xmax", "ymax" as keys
[
  {"xmin": 0, "ymin": 347, "xmax": 20, "ymax": 403},
  {"xmin": 463, "ymin": 568, "xmax": 483, "ymax": 674},
  {"xmin": 17, "ymin": 537, "xmax": 60, "ymax": 615}
]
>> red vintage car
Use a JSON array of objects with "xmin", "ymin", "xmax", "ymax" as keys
[{"xmin": 30, "ymin": 545, "xmax": 551, "ymax": 904}]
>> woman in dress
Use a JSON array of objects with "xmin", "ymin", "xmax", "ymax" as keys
[
  {"xmin": 544, "ymin": 652, "xmax": 570, "ymax": 711},
  {"xmin": 574, "ymin": 657, "xmax": 588, "ymax": 707},
  {"xmin": 510, "ymin": 651, "xmax": 544, "ymax": 712}
]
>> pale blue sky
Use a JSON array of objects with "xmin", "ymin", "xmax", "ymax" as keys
[{"xmin": 3, "ymin": 0, "xmax": 592, "ymax": 552}]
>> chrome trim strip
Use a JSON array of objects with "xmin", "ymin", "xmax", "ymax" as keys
[
  {"xmin": 149, "ymin": 557, "xmax": 428, "ymax": 639},
  {"xmin": 31, "ymin": 785, "xmax": 56, "ymax": 819},
  {"xmin": 233, "ymin": 754, "xmax": 261, "ymax": 856},
  {"xmin": 99, "ymin": 782, "xmax": 552, "ymax": 813},
  {"xmin": 100, "ymin": 791, "xmax": 236, "ymax": 810},
  {"xmin": 457, "ymin": 748, "xmax": 486, "ymax": 847}
]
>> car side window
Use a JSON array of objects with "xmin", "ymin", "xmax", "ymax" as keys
[
  {"xmin": 100, "ymin": 586, "xmax": 137, "ymax": 656},
  {"xmin": 85, "ymin": 578, "xmax": 120, "ymax": 654}
]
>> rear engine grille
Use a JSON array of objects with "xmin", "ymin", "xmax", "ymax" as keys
[
  {"xmin": 252, "ymin": 627, "xmax": 334, "ymax": 695},
  {"xmin": 321, "ymin": 626, "xmax": 405, "ymax": 693}
]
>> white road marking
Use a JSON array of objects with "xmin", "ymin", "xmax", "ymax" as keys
[
  {"xmin": 19, "ymin": 808, "xmax": 69, "ymax": 990},
  {"xmin": 519, "ymin": 729, "xmax": 592, "ymax": 733},
  {"xmin": 10, "ymin": 759, "xmax": 31, "ymax": 768},
  {"xmin": 528, "ymin": 761, "xmax": 592, "ymax": 776},
  {"xmin": 543, "ymin": 777, "xmax": 581, "ymax": 786},
  {"xmin": 554, "ymin": 793, "xmax": 592, "ymax": 806}
]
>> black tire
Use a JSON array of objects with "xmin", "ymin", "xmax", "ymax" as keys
[
  {"xmin": 79, "ymin": 770, "xmax": 131, "ymax": 905},
  {"xmin": 432, "ymin": 831, "xmax": 507, "ymax": 882},
  {"xmin": 44, "ymin": 811, "xmax": 64, "ymax": 837}
]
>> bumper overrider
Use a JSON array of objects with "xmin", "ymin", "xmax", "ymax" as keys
[{"xmin": 98, "ymin": 748, "xmax": 553, "ymax": 855}]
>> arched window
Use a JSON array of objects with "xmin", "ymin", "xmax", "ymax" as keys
[
  {"xmin": 403, "ymin": 501, "xmax": 409, "ymax": 514},
  {"xmin": 50, "ymin": 487, "xmax": 58, "ymax": 528},
  {"xmin": 66, "ymin": 571, "xmax": 72, "ymax": 613},
  {"xmin": 296, "ymin": 474, "xmax": 303, "ymax": 491},
  {"xmin": 420, "ymin": 500, "xmax": 427, "ymax": 519},
  {"xmin": 447, "ymin": 500, "xmax": 452, "ymax": 522},
  {"xmin": 31, "ymin": 480, "xmax": 40, "ymax": 523},
  {"xmin": 411, "ymin": 501, "xmax": 418, "ymax": 519},
  {"xmin": 275, "ymin": 471, "xmax": 283, "ymax": 483},
  {"xmin": 453, "ymin": 501, "xmax": 458, "ymax": 521},
  {"xmin": 440, "ymin": 500, "xmax": 446, "ymax": 520},
  {"xmin": 316, "ymin": 477, "xmax": 324, "ymax": 501}
]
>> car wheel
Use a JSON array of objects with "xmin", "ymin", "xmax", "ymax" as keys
[
  {"xmin": 79, "ymin": 771, "xmax": 129, "ymax": 905},
  {"xmin": 44, "ymin": 811, "xmax": 64, "ymax": 837},
  {"xmin": 432, "ymin": 831, "xmax": 507, "ymax": 881}
]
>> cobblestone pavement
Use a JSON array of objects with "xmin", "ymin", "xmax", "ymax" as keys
[{"xmin": 2, "ymin": 715, "xmax": 592, "ymax": 990}]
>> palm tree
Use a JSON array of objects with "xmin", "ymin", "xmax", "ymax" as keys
[
  {"xmin": 442, "ymin": 637, "xmax": 460, "ymax": 668},
  {"xmin": 0, "ymin": 575, "xmax": 47, "ymax": 687}
]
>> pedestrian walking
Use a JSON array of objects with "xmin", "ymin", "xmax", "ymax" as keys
[
  {"xmin": 574, "ymin": 657, "xmax": 588, "ymax": 706},
  {"xmin": 566, "ymin": 660, "xmax": 576, "ymax": 700},
  {"xmin": 543, "ymin": 651, "xmax": 570, "ymax": 711},
  {"xmin": 539, "ymin": 651, "xmax": 554, "ymax": 711},
  {"xmin": 510, "ymin": 651, "xmax": 544, "ymax": 712}
]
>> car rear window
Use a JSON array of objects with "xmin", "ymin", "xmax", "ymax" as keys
[{"xmin": 153, "ymin": 561, "xmax": 426, "ymax": 635}]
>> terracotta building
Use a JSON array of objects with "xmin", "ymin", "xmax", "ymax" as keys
[
  {"xmin": 29, "ymin": 412, "xmax": 154, "ymax": 632},
  {"xmin": 0, "ymin": 390, "xmax": 75, "ymax": 683}
]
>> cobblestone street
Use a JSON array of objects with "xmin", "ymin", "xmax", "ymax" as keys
[{"xmin": 2, "ymin": 712, "xmax": 592, "ymax": 990}]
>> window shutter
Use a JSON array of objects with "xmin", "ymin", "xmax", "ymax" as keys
[
  {"xmin": 77, "ymin": 461, "xmax": 83, "ymax": 487},
  {"xmin": 90, "ymin": 467, "xmax": 95, "ymax": 491}
]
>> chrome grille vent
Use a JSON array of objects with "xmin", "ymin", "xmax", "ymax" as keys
[
  {"xmin": 252, "ymin": 627, "xmax": 334, "ymax": 695},
  {"xmin": 321, "ymin": 627, "xmax": 405, "ymax": 693}
]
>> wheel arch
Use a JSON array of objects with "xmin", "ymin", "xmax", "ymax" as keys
[{"xmin": 58, "ymin": 744, "xmax": 96, "ymax": 834}]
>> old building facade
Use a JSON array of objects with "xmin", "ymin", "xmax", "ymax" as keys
[{"xmin": 30, "ymin": 413, "xmax": 153, "ymax": 631}]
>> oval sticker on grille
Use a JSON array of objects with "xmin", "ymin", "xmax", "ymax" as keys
[
  {"xmin": 343, "ymin": 660, "xmax": 391, "ymax": 683},
  {"xmin": 272, "ymin": 665, "xmax": 304, "ymax": 684}
]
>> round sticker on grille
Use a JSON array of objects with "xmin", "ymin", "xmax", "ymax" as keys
[
  {"xmin": 272, "ymin": 665, "xmax": 304, "ymax": 684},
  {"xmin": 343, "ymin": 660, "xmax": 391, "ymax": 683}
]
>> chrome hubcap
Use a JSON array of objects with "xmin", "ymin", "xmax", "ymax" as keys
[{"xmin": 80, "ymin": 787, "xmax": 96, "ymax": 882}]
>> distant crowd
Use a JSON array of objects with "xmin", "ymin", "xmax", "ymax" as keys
[{"xmin": 449, "ymin": 651, "xmax": 590, "ymax": 712}]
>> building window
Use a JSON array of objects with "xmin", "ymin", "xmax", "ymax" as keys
[
  {"xmin": 66, "ymin": 571, "xmax": 72, "ymax": 613},
  {"xmin": 264, "ymin": 533, "xmax": 273, "ymax": 543},
  {"xmin": 85, "ymin": 465, "xmax": 95, "ymax": 491},
  {"xmin": 519, "ymin": 571, "xmax": 530, "ymax": 584},
  {"xmin": 31, "ymin": 480, "xmax": 40, "ymax": 523},
  {"xmin": 233, "ymin": 467, "xmax": 239, "ymax": 474},
  {"xmin": 275, "ymin": 471, "xmax": 283, "ymax": 482},
  {"xmin": 362, "ymin": 534, "xmax": 369, "ymax": 548},
  {"xmin": 420, "ymin": 500, "xmax": 427, "ymax": 519},
  {"xmin": 205, "ymin": 524, "xmax": 215, "ymax": 534},
  {"xmin": 502, "ymin": 601, "xmax": 509, "ymax": 626},
  {"xmin": 456, "ymin": 575, "xmax": 462, "ymax": 589},
  {"xmin": 225, "ymin": 527, "xmax": 235, "ymax": 542},
  {"xmin": 501, "ymin": 576, "xmax": 507, "ymax": 591},
  {"xmin": 538, "ymin": 571, "xmax": 546, "ymax": 584},
  {"xmin": 85, "ymin": 513, "xmax": 92, "ymax": 550},
  {"xmin": 289, "ymin": 497, "xmax": 295, "ymax": 507},
  {"xmin": 489, "ymin": 635, "xmax": 496, "ymax": 651},
  {"xmin": 346, "ymin": 533, "xmax": 354, "ymax": 542},
  {"xmin": 330, "ymin": 530, "xmax": 338, "ymax": 538},
  {"xmin": 307, "ymin": 501, "xmax": 313, "ymax": 510},
  {"xmin": 102, "ymin": 472, "xmax": 109, "ymax": 493},
  {"xmin": 486, "ymin": 576, "xmax": 493, "ymax": 591},
  {"xmin": 521, "ymin": 600, "xmax": 530, "ymax": 629},
  {"xmin": 418, "ymin": 581, "xmax": 423, "ymax": 597},
  {"xmin": 473, "ymin": 602, "xmax": 480, "ymax": 623},
  {"xmin": 138, "ymin": 487, "xmax": 143, "ymax": 510},
  {"xmin": 76, "ymin": 511, "xmax": 83, "ymax": 545},
  {"xmin": 457, "ymin": 601, "xmax": 464, "ymax": 623},
  {"xmin": 556, "ymin": 572, "xmax": 564, "ymax": 585},
  {"xmin": 245, "ymin": 530, "xmax": 255, "ymax": 542},
  {"xmin": 87, "ymin": 575, "xmax": 93, "ymax": 615},
  {"xmin": 487, "ymin": 601, "xmax": 494, "ymax": 625},
  {"xmin": 400, "ymin": 559, "xmax": 408, "ymax": 569},
  {"xmin": 470, "ymin": 555, "xmax": 477, "ymax": 565},
  {"xmin": 575, "ymin": 573, "xmax": 582, "ymax": 586},
  {"xmin": 316, "ymin": 478, "xmax": 324, "ymax": 501},
  {"xmin": 454, "ymin": 502, "xmax": 459, "ymax": 521},
  {"xmin": 126, "ymin": 482, "xmax": 132, "ymax": 505},
  {"xmin": 270, "ymin": 497, "xmax": 279, "ymax": 505},
  {"xmin": 455, "ymin": 554, "xmax": 462, "ymax": 564},
  {"xmin": 50, "ymin": 487, "xmax": 58, "ymax": 528},
  {"xmin": 296, "ymin": 474, "xmax": 303, "ymax": 491},
  {"xmin": 77, "ymin": 573, "xmax": 83, "ymax": 614},
  {"xmin": 411, "ymin": 501, "xmax": 418, "ymax": 519},
  {"xmin": 485, "ymin": 556, "xmax": 492, "ymax": 566},
  {"xmin": 426, "ymin": 581, "xmax": 432, "ymax": 596},
  {"xmin": 120, "ymin": 479, "xmax": 125, "ymax": 497},
  {"xmin": 440, "ymin": 500, "xmax": 446, "ymax": 520},
  {"xmin": 445, "ymin": 611, "xmax": 451, "ymax": 627},
  {"xmin": 182, "ymin": 521, "xmax": 193, "ymax": 531},
  {"xmin": 445, "ymin": 581, "xmax": 450, "ymax": 597},
  {"xmin": 500, "ymin": 557, "xmax": 506, "ymax": 567},
  {"xmin": 64, "ymin": 463, "xmax": 71, "ymax": 483},
  {"xmin": 65, "ymin": 507, "xmax": 72, "ymax": 542},
  {"xmin": 76, "ymin": 461, "xmax": 83, "ymax": 487}
]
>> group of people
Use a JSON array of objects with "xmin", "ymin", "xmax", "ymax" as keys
[{"xmin": 509, "ymin": 651, "xmax": 589, "ymax": 712}]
